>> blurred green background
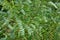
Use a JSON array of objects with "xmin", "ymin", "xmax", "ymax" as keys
[{"xmin": 0, "ymin": 0, "xmax": 60, "ymax": 40}]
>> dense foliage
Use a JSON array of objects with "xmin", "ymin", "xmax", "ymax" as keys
[{"xmin": 0, "ymin": 0, "xmax": 60, "ymax": 40}]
